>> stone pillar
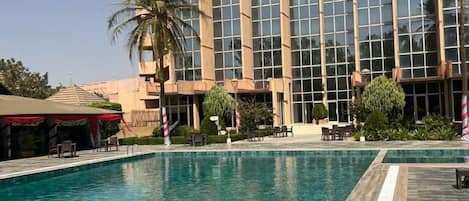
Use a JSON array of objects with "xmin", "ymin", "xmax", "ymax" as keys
[
  {"xmin": 240, "ymin": 0, "xmax": 254, "ymax": 81},
  {"xmin": 280, "ymin": 0, "xmax": 292, "ymax": 125},
  {"xmin": 392, "ymin": 0, "xmax": 400, "ymax": 68},
  {"xmin": 353, "ymin": 0, "xmax": 360, "ymax": 73},
  {"xmin": 199, "ymin": 0, "xmax": 215, "ymax": 82},
  {"xmin": 319, "ymin": 0, "xmax": 328, "ymax": 109},
  {"xmin": 193, "ymin": 95, "xmax": 200, "ymax": 130}
]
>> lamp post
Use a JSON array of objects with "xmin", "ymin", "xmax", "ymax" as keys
[{"xmin": 230, "ymin": 79, "xmax": 239, "ymax": 144}]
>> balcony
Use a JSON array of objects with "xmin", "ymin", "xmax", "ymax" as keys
[{"xmin": 138, "ymin": 61, "xmax": 156, "ymax": 75}]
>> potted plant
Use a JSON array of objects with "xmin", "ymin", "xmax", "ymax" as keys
[{"xmin": 312, "ymin": 103, "xmax": 328, "ymax": 124}]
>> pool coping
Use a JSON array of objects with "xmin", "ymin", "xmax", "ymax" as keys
[
  {"xmin": 0, "ymin": 151, "xmax": 156, "ymax": 185},
  {"xmin": 3, "ymin": 147, "xmax": 469, "ymax": 200}
]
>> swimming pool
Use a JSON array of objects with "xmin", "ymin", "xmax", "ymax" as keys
[
  {"xmin": 0, "ymin": 151, "xmax": 377, "ymax": 201},
  {"xmin": 383, "ymin": 149, "xmax": 469, "ymax": 163}
]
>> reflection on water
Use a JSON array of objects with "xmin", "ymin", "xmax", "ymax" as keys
[{"xmin": 1, "ymin": 151, "xmax": 375, "ymax": 201}]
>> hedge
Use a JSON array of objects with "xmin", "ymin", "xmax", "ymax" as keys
[{"xmin": 119, "ymin": 129, "xmax": 273, "ymax": 145}]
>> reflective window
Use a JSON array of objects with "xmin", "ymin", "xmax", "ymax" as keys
[
  {"xmin": 174, "ymin": 1, "xmax": 201, "ymax": 80},
  {"xmin": 443, "ymin": 0, "xmax": 469, "ymax": 75},
  {"xmin": 213, "ymin": 0, "xmax": 242, "ymax": 82},
  {"xmin": 398, "ymin": 0, "xmax": 437, "ymax": 78},
  {"xmin": 359, "ymin": 0, "xmax": 395, "ymax": 78},
  {"xmin": 253, "ymin": 0, "xmax": 282, "ymax": 88}
]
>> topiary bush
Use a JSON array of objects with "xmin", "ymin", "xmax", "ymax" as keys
[
  {"xmin": 312, "ymin": 103, "xmax": 328, "ymax": 123},
  {"xmin": 173, "ymin": 125, "xmax": 194, "ymax": 136},
  {"xmin": 200, "ymin": 116, "xmax": 225, "ymax": 135}
]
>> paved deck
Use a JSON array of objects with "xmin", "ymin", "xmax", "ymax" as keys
[{"xmin": 2, "ymin": 140, "xmax": 469, "ymax": 200}]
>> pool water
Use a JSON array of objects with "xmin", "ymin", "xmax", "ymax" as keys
[
  {"xmin": 0, "ymin": 151, "xmax": 377, "ymax": 201},
  {"xmin": 383, "ymin": 149, "xmax": 469, "ymax": 163}
]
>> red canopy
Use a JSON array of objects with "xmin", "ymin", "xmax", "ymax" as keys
[{"xmin": 1, "ymin": 114, "xmax": 132, "ymax": 142}]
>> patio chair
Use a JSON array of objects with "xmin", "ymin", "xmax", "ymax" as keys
[
  {"xmin": 321, "ymin": 127, "xmax": 330, "ymax": 141},
  {"xmin": 185, "ymin": 134, "xmax": 193, "ymax": 145},
  {"xmin": 48, "ymin": 144, "xmax": 58, "ymax": 158},
  {"xmin": 335, "ymin": 127, "xmax": 344, "ymax": 141},
  {"xmin": 272, "ymin": 126, "xmax": 282, "ymax": 137},
  {"xmin": 107, "ymin": 136, "xmax": 119, "ymax": 151},
  {"xmin": 456, "ymin": 168, "xmax": 469, "ymax": 189},
  {"xmin": 281, "ymin": 126, "xmax": 288, "ymax": 137},
  {"xmin": 61, "ymin": 140, "xmax": 75, "ymax": 157},
  {"xmin": 285, "ymin": 125, "xmax": 293, "ymax": 137},
  {"xmin": 192, "ymin": 133, "xmax": 207, "ymax": 146}
]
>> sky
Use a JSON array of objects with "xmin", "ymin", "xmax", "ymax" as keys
[{"xmin": 0, "ymin": 0, "xmax": 137, "ymax": 86}]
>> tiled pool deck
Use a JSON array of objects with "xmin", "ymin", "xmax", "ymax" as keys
[{"xmin": 2, "ymin": 141, "xmax": 469, "ymax": 200}]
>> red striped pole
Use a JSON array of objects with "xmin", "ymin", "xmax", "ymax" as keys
[
  {"xmin": 463, "ymin": 95, "xmax": 469, "ymax": 139},
  {"xmin": 163, "ymin": 107, "xmax": 170, "ymax": 145}
]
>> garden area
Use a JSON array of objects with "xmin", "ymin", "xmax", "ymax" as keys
[
  {"xmin": 352, "ymin": 76, "xmax": 459, "ymax": 141},
  {"xmin": 120, "ymin": 85, "xmax": 273, "ymax": 145}
]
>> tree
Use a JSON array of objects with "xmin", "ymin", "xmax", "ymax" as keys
[
  {"xmin": 362, "ymin": 76, "xmax": 405, "ymax": 120},
  {"xmin": 0, "ymin": 58, "xmax": 55, "ymax": 99},
  {"xmin": 108, "ymin": 0, "xmax": 204, "ymax": 131},
  {"xmin": 87, "ymin": 101, "xmax": 123, "ymax": 139},
  {"xmin": 202, "ymin": 85, "xmax": 235, "ymax": 118},
  {"xmin": 238, "ymin": 97, "xmax": 272, "ymax": 133}
]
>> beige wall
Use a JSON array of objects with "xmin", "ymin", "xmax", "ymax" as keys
[{"xmin": 80, "ymin": 78, "xmax": 147, "ymax": 120}]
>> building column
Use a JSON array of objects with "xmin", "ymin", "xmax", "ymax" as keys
[
  {"xmin": 240, "ymin": 0, "xmax": 254, "ymax": 81},
  {"xmin": 392, "ymin": 0, "xmax": 401, "ymax": 69},
  {"xmin": 436, "ymin": 0, "xmax": 450, "ymax": 116},
  {"xmin": 280, "ymin": 0, "xmax": 292, "ymax": 125},
  {"xmin": 47, "ymin": 120, "xmax": 57, "ymax": 147},
  {"xmin": 319, "ymin": 0, "xmax": 328, "ymax": 109},
  {"xmin": 199, "ymin": 0, "xmax": 215, "ymax": 82},
  {"xmin": 352, "ymin": 0, "xmax": 360, "ymax": 103},
  {"xmin": 1, "ymin": 124, "xmax": 12, "ymax": 159},
  {"xmin": 193, "ymin": 95, "xmax": 200, "ymax": 130}
]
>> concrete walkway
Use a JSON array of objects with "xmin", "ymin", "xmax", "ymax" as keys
[{"xmin": 2, "ymin": 140, "xmax": 469, "ymax": 201}]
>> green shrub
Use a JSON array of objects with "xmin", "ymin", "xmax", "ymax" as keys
[
  {"xmin": 173, "ymin": 125, "xmax": 194, "ymax": 136},
  {"xmin": 353, "ymin": 131, "xmax": 363, "ymax": 141},
  {"xmin": 238, "ymin": 97, "xmax": 273, "ymax": 133},
  {"xmin": 312, "ymin": 103, "xmax": 328, "ymax": 120},
  {"xmin": 200, "ymin": 116, "xmax": 225, "ymax": 135},
  {"xmin": 364, "ymin": 111, "xmax": 388, "ymax": 131},
  {"xmin": 202, "ymin": 85, "xmax": 235, "ymax": 117},
  {"xmin": 350, "ymin": 100, "xmax": 369, "ymax": 123},
  {"xmin": 152, "ymin": 126, "xmax": 161, "ymax": 137},
  {"xmin": 362, "ymin": 76, "xmax": 405, "ymax": 120},
  {"xmin": 422, "ymin": 115, "xmax": 453, "ymax": 132}
]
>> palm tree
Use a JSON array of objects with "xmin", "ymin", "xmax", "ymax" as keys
[{"xmin": 108, "ymin": 0, "xmax": 203, "ymax": 133}]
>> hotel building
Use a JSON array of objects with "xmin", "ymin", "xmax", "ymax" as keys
[{"xmin": 138, "ymin": 0, "xmax": 469, "ymax": 129}]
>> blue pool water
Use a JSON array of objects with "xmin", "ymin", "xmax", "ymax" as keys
[
  {"xmin": 0, "ymin": 151, "xmax": 377, "ymax": 201},
  {"xmin": 383, "ymin": 149, "xmax": 469, "ymax": 163}
]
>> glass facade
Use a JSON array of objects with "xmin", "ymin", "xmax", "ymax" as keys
[
  {"xmin": 149, "ymin": 0, "xmax": 469, "ymax": 125},
  {"xmin": 213, "ymin": 0, "xmax": 242, "ymax": 82},
  {"xmin": 443, "ymin": 0, "xmax": 469, "ymax": 75},
  {"xmin": 398, "ymin": 0, "xmax": 438, "ymax": 78},
  {"xmin": 359, "ymin": 0, "xmax": 394, "ymax": 79},
  {"xmin": 252, "ymin": 0, "xmax": 282, "ymax": 89},
  {"xmin": 174, "ymin": 0, "xmax": 201, "ymax": 81},
  {"xmin": 290, "ymin": 0, "xmax": 321, "ymax": 123},
  {"xmin": 323, "ymin": 0, "xmax": 354, "ymax": 122}
]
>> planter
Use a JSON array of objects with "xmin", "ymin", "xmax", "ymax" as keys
[
  {"xmin": 360, "ymin": 136, "xmax": 366, "ymax": 142},
  {"xmin": 318, "ymin": 118, "xmax": 329, "ymax": 124}
]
